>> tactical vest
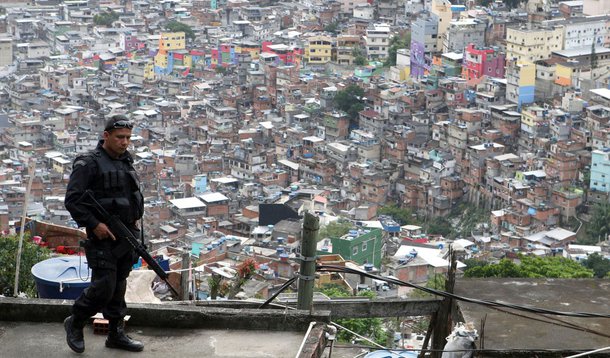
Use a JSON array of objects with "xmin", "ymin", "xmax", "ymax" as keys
[{"xmin": 87, "ymin": 148, "xmax": 144, "ymax": 225}]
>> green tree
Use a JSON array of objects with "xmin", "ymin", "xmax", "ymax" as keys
[
  {"xmin": 426, "ymin": 217, "xmax": 452, "ymax": 237},
  {"xmin": 352, "ymin": 47, "xmax": 367, "ymax": 66},
  {"xmin": 409, "ymin": 273, "xmax": 446, "ymax": 299},
  {"xmin": 318, "ymin": 220, "xmax": 353, "ymax": 241},
  {"xmin": 354, "ymin": 55, "xmax": 367, "ymax": 66},
  {"xmin": 93, "ymin": 11, "xmax": 119, "ymax": 27},
  {"xmin": 165, "ymin": 20, "xmax": 195, "ymax": 40},
  {"xmin": 581, "ymin": 253, "xmax": 610, "ymax": 279},
  {"xmin": 334, "ymin": 84, "xmax": 365, "ymax": 119},
  {"xmin": 318, "ymin": 284, "xmax": 389, "ymax": 346},
  {"xmin": 324, "ymin": 22, "xmax": 339, "ymax": 34},
  {"xmin": 449, "ymin": 203, "xmax": 489, "ymax": 239},
  {"xmin": 582, "ymin": 169, "xmax": 590, "ymax": 188},
  {"xmin": 377, "ymin": 204, "xmax": 414, "ymax": 225},
  {"xmin": 584, "ymin": 203, "xmax": 610, "ymax": 245},
  {"xmin": 384, "ymin": 33, "xmax": 410, "ymax": 67},
  {"xmin": 464, "ymin": 256, "xmax": 594, "ymax": 278},
  {"xmin": 505, "ymin": 0, "xmax": 523, "ymax": 9},
  {"xmin": 0, "ymin": 235, "xmax": 51, "ymax": 297}
]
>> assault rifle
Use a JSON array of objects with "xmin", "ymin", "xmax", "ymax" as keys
[{"xmin": 81, "ymin": 190, "xmax": 179, "ymax": 297}]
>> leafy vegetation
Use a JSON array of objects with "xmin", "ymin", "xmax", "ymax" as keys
[
  {"xmin": 317, "ymin": 284, "xmax": 390, "ymax": 346},
  {"xmin": 383, "ymin": 32, "xmax": 410, "ymax": 67},
  {"xmin": 324, "ymin": 22, "xmax": 339, "ymax": 34},
  {"xmin": 409, "ymin": 273, "xmax": 446, "ymax": 299},
  {"xmin": 93, "ymin": 11, "xmax": 119, "ymax": 27},
  {"xmin": 426, "ymin": 217, "xmax": 452, "ymax": 237},
  {"xmin": 377, "ymin": 204, "xmax": 415, "ymax": 225},
  {"xmin": 352, "ymin": 47, "xmax": 367, "ymax": 66},
  {"xmin": 464, "ymin": 256, "xmax": 594, "ymax": 278},
  {"xmin": 584, "ymin": 203, "xmax": 610, "ymax": 245},
  {"xmin": 447, "ymin": 203, "xmax": 490, "ymax": 239},
  {"xmin": 0, "ymin": 235, "xmax": 51, "ymax": 297},
  {"xmin": 318, "ymin": 220, "xmax": 353, "ymax": 241},
  {"xmin": 581, "ymin": 253, "xmax": 610, "ymax": 278},
  {"xmin": 333, "ymin": 84, "xmax": 365, "ymax": 119},
  {"xmin": 165, "ymin": 20, "xmax": 195, "ymax": 40}
]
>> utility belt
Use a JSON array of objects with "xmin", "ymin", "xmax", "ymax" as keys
[{"xmin": 82, "ymin": 227, "xmax": 140, "ymax": 270}]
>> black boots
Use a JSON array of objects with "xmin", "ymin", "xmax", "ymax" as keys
[
  {"xmin": 64, "ymin": 315, "xmax": 86, "ymax": 353},
  {"xmin": 105, "ymin": 319, "xmax": 144, "ymax": 352}
]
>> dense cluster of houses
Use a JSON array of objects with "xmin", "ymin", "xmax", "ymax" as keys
[{"xmin": 0, "ymin": 0, "xmax": 609, "ymax": 299}]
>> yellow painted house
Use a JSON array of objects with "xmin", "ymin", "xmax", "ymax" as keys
[
  {"xmin": 144, "ymin": 61, "xmax": 155, "ymax": 80},
  {"xmin": 506, "ymin": 26, "xmax": 564, "ymax": 63},
  {"xmin": 154, "ymin": 32, "xmax": 186, "ymax": 68},
  {"xmin": 521, "ymin": 105, "xmax": 547, "ymax": 130},
  {"xmin": 306, "ymin": 35, "xmax": 333, "ymax": 64},
  {"xmin": 159, "ymin": 32, "xmax": 186, "ymax": 51},
  {"xmin": 554, "ymin": 62, "xmax": 574, "ymax": 87}
]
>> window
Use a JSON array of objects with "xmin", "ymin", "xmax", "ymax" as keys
[
  {"xmin": 362, "ymin": 242, "xmax": 368, "ymax": 251},
  {"xmin": 352, "ymin": 246, "xmax": 358, "ymax": 255}
]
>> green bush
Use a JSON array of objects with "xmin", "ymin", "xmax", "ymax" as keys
[{"xmin": 0, "ymin": 235, "xmax": 51, "ymax": 297}]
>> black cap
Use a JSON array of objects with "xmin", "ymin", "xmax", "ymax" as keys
[{"xmin": 104, "ymin": 114, "xmax": 133, "ymax": 132}]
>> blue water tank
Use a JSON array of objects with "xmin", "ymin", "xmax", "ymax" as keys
[{"xmin": 31, "ymin": 256, "xmax": 92, "ymax": 299}]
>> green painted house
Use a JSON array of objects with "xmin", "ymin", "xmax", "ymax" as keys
[{"xmin": 317, "ymin": 228, "xmax": 383, "ymax": 268}]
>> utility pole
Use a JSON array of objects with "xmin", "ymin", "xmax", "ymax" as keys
[
  {"xmin": 181, "ymin": 251, "xmax": 190, "ymax": 300},
  {"xmin": 297, "ymin": 212, "xmax": 319, "ymax": 311},
  {"xmin": 14, "ymin": 160, "xmax": 36, "ymax": 297},
  {"xmin": 430, "ymin": 246, "xmax": 457, "ymax": 358}
]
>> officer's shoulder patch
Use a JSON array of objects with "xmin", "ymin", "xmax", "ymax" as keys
[
  {"xmin": 72, "ymin": 159, "xmax": 88, "ymax": 168},
  {"xmin": 72, "ymin": 153, "xmax": 97, "ymax": 169}
]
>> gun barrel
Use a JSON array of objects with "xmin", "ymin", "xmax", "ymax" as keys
[{"xmin": 83, "ymin": 190, "xmax": 180, "ymax": 297}]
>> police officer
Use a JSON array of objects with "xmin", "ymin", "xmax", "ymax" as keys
[{"xmin": 64, "ymin": 115, "xmax": 144, "ymax": 353}]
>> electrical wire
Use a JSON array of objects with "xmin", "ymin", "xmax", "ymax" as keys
[
  {"xmin": 565, "ymin": 346, "xmax": 610, "ymax": 357},
  {"xmin": 316, "ymin": 264, "xmax": 610, "ymax": 318},
  {"xmin": 488, "ymin": 305, "xmax": 610, "ymax": 339},
  {"xmin": 258, "ymin": 276, "xmax": 297, "ymax": 308},
  {"xmin": 254, "ymin": 263, "xmax": 609, "ymax": 356}
]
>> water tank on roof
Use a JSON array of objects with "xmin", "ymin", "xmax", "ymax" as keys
[
  {"xmin": 409, "ymin": 249, "xmax": 418, "ymax": 258},
  {"xmin": 31, "ymin": 257, "xmax": 91, "ymax": 299},
  {"xmin": 364, "ymin": 263, "xmax": 374, "ymax": 272}
]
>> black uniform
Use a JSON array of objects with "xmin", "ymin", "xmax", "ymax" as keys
[{"xmin": 64, "ymin": 140, "xmax": 144, "ymax": 322}]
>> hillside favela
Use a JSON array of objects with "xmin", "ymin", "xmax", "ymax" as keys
[{"xmin": 0, "ymin": 0, "xmax": 609, "ymax": 357}]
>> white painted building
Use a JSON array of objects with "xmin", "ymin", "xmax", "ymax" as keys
[{"xmin": 364, "ymin": 23, "xmax": 392, "ymax": 60}]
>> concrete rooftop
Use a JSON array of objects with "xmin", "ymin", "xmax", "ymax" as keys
[
  {"xmin": 455, "ymin": 278, "xmax": 610, "ymax": 354},
  {"xmin": 1, "ymin": 321, "xmax": 306, "ymax": 358},
  {"xmin": 0, "ymin": 297, "xmax": 370, "ymax": 358}
]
